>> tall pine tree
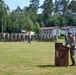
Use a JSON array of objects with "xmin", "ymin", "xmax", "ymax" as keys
[
  {"xmin": 42, "ymin": 0, "xmax": 53, "ymax": 16},
  {"xmin": 54, "ymin": 0, "xmax": 70, "ymax": 16},
  {"xmin": 29, "ymin": 0, "xmax": 39, "ymax": 13}
]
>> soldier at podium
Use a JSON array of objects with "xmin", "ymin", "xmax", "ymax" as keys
[{"xmin": 65, "ymin": 32, "xmax": 76, "ymax": 66}]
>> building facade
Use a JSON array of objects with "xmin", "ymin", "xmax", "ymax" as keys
[
  {"xmin": 41, "ymin": 26, "xmax": 76, "ymax": 36},
  {"xmin": 61, "ymin": 26, "xmax": 76, "ymax": 36},
  {"xmin": 41, "ymin": 27, "xmax": 61, "ymax": 36}
]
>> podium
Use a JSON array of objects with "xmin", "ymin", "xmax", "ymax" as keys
[{"xmin": 55, "ymin": 43, "xmax": 69, "ymax": 66}]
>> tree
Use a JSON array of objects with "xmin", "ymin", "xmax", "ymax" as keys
[
  {"xmin": 23, "ymin": 0, "xmax": 40, "ymax": 23},
  {"xmin": 40, "ymin": 0, "xmax": 53, "ymax": 27},
  {"xmin": 15, "ymin": 6, "xmax": 22, "ymax": 13},
  {"xmin": 68, "ymin": 0, "xmax": 76, "ymax": 18},
  {"xmin": 67, "ymin": 0, "xmax": 76, "ymax": 26},
  {"xmin": 23, "ymin": 6, "xmax": 29, "ymax": 12},
  {"xmin": 34, "ymin": 22, "xmax": 41, "ymax": 34},
  {"xmin": 10, "ymin": 11, "xmax": 17, "ymax": 30},
  {"xmin": 54, "ymin": 0, "xmax": 59, "ymax": 13},
  {"xmin": 5, "ymin": 16, "xmax": 12, "ymax": 33},
  {"xmin": 27, "ymin": 10, "xmax": 38, "ymax": 22},
  {"xmin": 65, "ymin": 14, "xmax": 76, "ymax": 26},
  {"xmin": 24, "ymin": 17, "xmax": 34, "ymax": 31},
  {"xmin": 50, "ymin": 13, "xmax": 60, "ymax": 26},
  {"xmin": 68, "ymin": 0, "xmax": 76, "ymax": 13},
  {"xmin": 62, "ymin": 0, "xmax": 69, "ymax": 15},
  {"xmin": 0, "ymin": 0, "xmax": 10, "ymax": 32},
  {"xmin": 54, "ymin": 0, "xmax": 70, "ymax": 16},
  {"xmin": 10, "ymin": 7, "xmax": 25, "ymax": 31},
  {"xmin": 37, "ymin": 13, "xmax": 44, "ymax": 27},
  {"xmin": 29, "ymin": 0, "xmax": 39, "ymax": 13},
  {"xmin": 59, "ymin": 16, "xmax": 67, "ymax": 27},
  {"xmin": 41, "ymin": 0, "xmax": 53, "ymax": 16}
]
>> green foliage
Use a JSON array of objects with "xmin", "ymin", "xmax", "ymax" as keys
[
  {"xmin": 65, "ymin": 15, "xmax": 76, "ymax": 26},
  {"xmin": 42, "ymin": 0, "xmax": 53, "ymax": 15},
  {"xmin": 49, "ymin": 13, "xmax": 60, "ymax": 26},
  {"xmin": 28, "ymin": 10, "xmax": 38, "ymax": 22},
  {"xmin": 29, "ymin": 0, "xmax": 39, "ymax": 13},
  {"xmin": 41, "ymin": 0, "xmax": 53, "ymax": 26},
  {"xmin": 24, "ymin": 17, "xmax": 34, "ymax": 31},
  {"xmin": 0, "ymin": 0, "xmax": 10, "ymax": 32},
  {"xmin": 68, "ymin": 0, "xmax": 76, "ymax": 13},
  {"xmin": 9, "ymin": 10, "xmax": 35, "ymax": 32},
  {"xmin": 54, "ymin": 0, "xmax": 69, "ymax": 16},
  {"xmin": 59, "ymin": 16, "xmax": 67, "ymax": 27},
  {"xmin": 59, "ymin": 33, "xmax": 66, "ymax": 39},
  {"xmin": 34, "ymin": 22, "xmax": 41, "ymax": 34},
  {"xmin": 37, "ymin": 13, "xmax": 45, "ymax": 27}
]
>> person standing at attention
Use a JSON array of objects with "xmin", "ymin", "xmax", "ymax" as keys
[{"xmin": 28, "ymin": 32, "xmax": 31, "ymax": 44}]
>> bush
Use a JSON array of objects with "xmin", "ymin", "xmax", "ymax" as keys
[{"xmin": 59, "ymin": 33, "xmax": 66, "ymax": 39}]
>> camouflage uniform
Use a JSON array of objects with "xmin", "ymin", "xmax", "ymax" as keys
[
  {"xmin": 28, "ymin": 34, "xmax": 31, "ymax": 44},
  {"xmin": 65, "ymin": 36, "xmax": 75, "ymax": 65}
]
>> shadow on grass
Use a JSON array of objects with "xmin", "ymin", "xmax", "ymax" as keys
[
  {"xmin": 38, "ymin": 65, "xmax": 58, "ymax": 68},
  {"xmin": 37, "ymin": 65, "xmax": 69, "ymax": 68}
]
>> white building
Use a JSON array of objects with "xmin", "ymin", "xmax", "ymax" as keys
[
  {"xmin": 61, "ymin": 26, "xmax": 76, "ymax": 36},
  {"xmin": 41, "ymin": 27, "xmax": 61, "ymax": 36}
]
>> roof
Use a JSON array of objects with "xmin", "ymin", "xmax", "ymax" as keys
[
  {"xmin": 41, "ymin": 27, "xmax": 58, "ymax": 30},
  {"xmin": 62, "ymin": 26, "xmax": 74, "ymax": 30}
]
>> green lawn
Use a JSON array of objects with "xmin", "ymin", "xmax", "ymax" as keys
[{"xmin": 0, "ymin": 39, "xmax": 76, "ymax": 75}]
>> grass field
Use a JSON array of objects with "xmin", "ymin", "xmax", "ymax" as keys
[{"xmin": 0, "ymin": 39, "xmax": 76, "ymax": 75}]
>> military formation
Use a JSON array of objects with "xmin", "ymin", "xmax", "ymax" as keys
[
  {"xmin": 35, "ymin": 34, "xmax": 58, "ymax": 42},
  {"xmin": 0, "ymin": 33, "xmax": 25, "ymax": 42},
  {"xmin": 0, "ymin": 33, "xmax": 58, "ymax": 42}
]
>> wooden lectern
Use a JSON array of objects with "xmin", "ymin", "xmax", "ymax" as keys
[{"xmin": 55, "ymin": 43, "xmax": 69, "ymax": 66}]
